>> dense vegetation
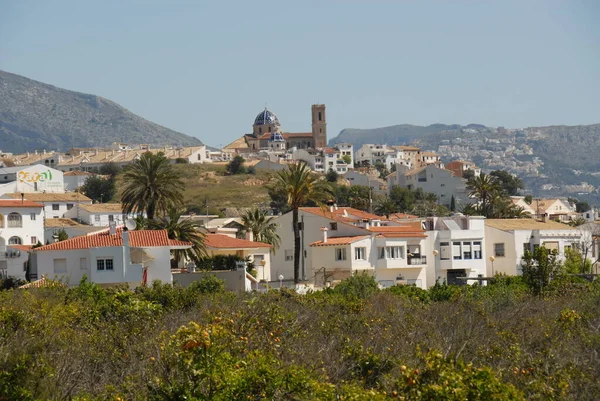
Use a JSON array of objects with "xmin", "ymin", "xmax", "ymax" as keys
[{"xmin": 2, "ymin": 275, "xmax": 600, "ymax": 400}]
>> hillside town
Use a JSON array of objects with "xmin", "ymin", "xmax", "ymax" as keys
[{"xmin": 1, "ymin": 103, "xmax": 599, "ymax": 292}]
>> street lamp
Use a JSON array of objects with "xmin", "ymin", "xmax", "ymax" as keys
[
  {"xmin": 278, "ymin": 274, "xmax": 284, "ymax": 289},
  {"xmin": 489, "ymin": 256, "xmax": 495, "ymax": 276},
  {"xmin": 260, "ymin": 259, "xmax": 266, "ymax": 282}
]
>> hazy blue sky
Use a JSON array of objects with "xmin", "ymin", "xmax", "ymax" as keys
[{"xmin": 1, "ymin": 0, "xmax": 599, "ymax": 147}]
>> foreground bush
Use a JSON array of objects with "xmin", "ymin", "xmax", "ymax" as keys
[{"xmin": 0, "ymin": 278, "xmax": 599, "ymax": 399}]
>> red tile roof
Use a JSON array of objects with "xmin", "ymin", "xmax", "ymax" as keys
[
  {"xmin": 368, "ymin": 223, "xmax": 426, "ymax": 238},
  {"xmin": 310, "ymin": 235, "xmax": 370, "ymax": 247},
  {"xmin": 388, "ymin": 213, "xmax": 419, "ymax": 220},
  {"xmin": 0, "ymin": 200, "xmax": 44, "ymax": 208},
  {"xmin": 7, "ymin": 245, "xmax": 33, "ymax": 252},
  {"xmin": 301, "ymin": 207, "xmax": 385, "ymax": 223},
  {"xmin": 33, "ymin": 229, "xmax": 191, "ymax": 251},
  {"xmin": 204, "ymin": 234, "xmax": 272, "ymax": 249},
  {"xmin": 19, "ymin": 276, "xmax": 67, "ymax": 289}
]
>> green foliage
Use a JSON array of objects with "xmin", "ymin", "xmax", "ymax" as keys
[
  {"xmin": 394, "ymin": 350, "xmax": 524, "ymax": 400},
  {"xmin": 563, "ymin": 247, "xmax": 592, "ymax": 274},
  {"xmin": 174, "ymin": 157, "xmax": 189, "ymax": 164},
  {"xmin": 467, "ymin": 172, "xmax": 529, "ymax": 218},
  {"xmin": 335, "ymin": 184, "xmax": 371, "ymax": 211},
  {"xmin": 80, "ymin": 175, "xmax": 116, "ymax": 203},
  {"xmin": 490, "ymin": 169, "xmax": 524, "ymax": 196},
  {"xmin": 0, "ymin": 276, "xmax": 26, "ymax": 290},
  {"xmin": 240, "ymin": 208, "xmax": 281, "ymax": 249},
  {"xmin": 99, "ymin": 161, "xmax": 121, "ymax": 177},
  {"xmin": 188, "ymin": 275, "xmax": 225, "ymax": 294},
  {"xmin": 121, "ymin": 151, "xmax": 183, "ymax": 220},
  {"xmin": 196, "ymin": 254, "xmax": 247, "ymax": 271},
  {"xmin": 226, "ymin": 155, "xmax": 246, "ymax": 175},
  {"xmin": 333, "ymin": 272, "xmax": 379, "ymax": 299},
  {"xmin": 148, "ymin": 207, "xmax": 206, "ymax": 264},
  {"xmin": 374, "ymin": 195, "xmax": 398, "ymax": 218},
  {"xmin": 342, "ymin": 154, "xmax": 352, "ymax": 165},
  {"xmin": 325, "ymin": 168, "xmax": 339, "ymax": 182},
  {"xmin": 56, "ymin": 228, "xmax": 69, "ymax": 242},
  {"xmin": 521, "ymin": 247, "xmax": 562, "ymax": 295}
]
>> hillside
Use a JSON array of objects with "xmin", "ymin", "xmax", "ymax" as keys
[
  {"xmin": 0, "ymin": 70, "xmax": 202, "ymax": 153},
  {"xmin": 330, "ymin": 122, "xmax": 600, "ymax": 202}
]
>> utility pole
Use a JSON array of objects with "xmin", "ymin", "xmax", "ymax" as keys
[{"xmin": 301, "ymin": 214, "xmax": 305, "ymax": 281}]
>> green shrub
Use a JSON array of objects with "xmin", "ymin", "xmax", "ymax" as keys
[
  {"xmin": 188, "ymin": 275, "xmax": 226, "ymax": 294},
  {"xmin": 333, "ymin": 272, "xmax": 379, "ymax": 299}
]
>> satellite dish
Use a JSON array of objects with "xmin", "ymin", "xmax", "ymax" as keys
[{"xmin": 125, "ymin": 218, "xmax": 137, "ymax": 231}]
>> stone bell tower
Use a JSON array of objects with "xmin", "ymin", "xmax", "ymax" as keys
[{"xmin": 311, "ymin": 104, "xmax": 327, "ymax": 149}]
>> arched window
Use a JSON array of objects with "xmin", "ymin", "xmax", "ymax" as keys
[
  {"xmin": 0, "ymin": 214, "xmax": 4, "ymax": 228},
  {"xmin": 7, "ymin": 213, "xmax": 22, "ymax": 228},
  {"xmin": 8, "ymin": 236, "xmax": 22, "ymax": 245}
]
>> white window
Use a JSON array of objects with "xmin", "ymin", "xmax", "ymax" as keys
[
  {"xmin": 453, "ymin": 242, "xmax": 462, "ymax": 260},
  {"xmin": 377, "ymin": 247, "xmax": 385, "ymax": 259},
  {"xmin": 94, "ymin": 215, "xmax": 100, "ymax": 223},
  {"xmin": 439, "ymin": 242, "xmax": 450, "ymax": 260},
  {"xmin": 52, "ymin": 204, "xmax": 60, "ymax": 211},
  {"xmin": 30, "ymin": 213, "xmax": 36, "ymax": 220},
  {"xmin": 8, "ymin": 236, "xmax": 22, "ymax": 245},
  {"xmin": 462, "ymin": 243, "xmax": 472, "ymax": 260},
  {"xmin": 31, "ymin": 236, "xmax": 37, "ymax": 245},
  {"xmin": 96, "ymin": 258, "xmax": 114, "ymax": 271},
  {"xmin": 385, "ymin": 246, "xmax": 404, "ymax": 259},
  {"xmin": 53, "ymin": 258, "xmax": 67, "ymax": 274},
  {"xmin": 109, "ymin": 215, "xmax": 114, "ymax": 222},
  {"xmin": 494, "ymin": 243, "xmax": 505, "ymax": 257},
  {"xmin": 7, "ymin": 213, "xmax": 22, "ymax": 228},
  {"xmin": 80, "ymin": 258, "xmax": 87, "ymax": 270},
  {"xmin": 335, "ymin": 248, "xmax": 347, "ymax": 261},
  {"xmin": 473, "ymin": 242, "xmax": 482, "ymax": 259},
  {"xmin": 354, "ymin": 247, "xmax": 366, "ymax": 260},
  {"xmin": 284, "ymin": 250, "xmax": 294, "ymax": 261}
]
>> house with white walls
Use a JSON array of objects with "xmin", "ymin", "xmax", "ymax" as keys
[
  {"xmin": 424, "ymin": 215, "xmax": 488, "ymax": 285},
  {"xmin": 204, "ymin": 234, "xmax": 273, "ymax": 282},
  {"xmin": 63, "ymin": 171, "xmax": 95, "ymax": 191},
  {"xmin": 387, "ymin": 164, "xmax": 470, "ymax": 208},
  {"xmin": 64, "ymin": 203, "xmax": 137, "ymax": 226},
  {"xmin": 29, "ymin": 227, "xmax": 191, "ymax": 286},
  {"xmin": 2, "ymin": 192, "xmax": 93, "ymax": 219},
  {"xmin": 44, "ymin": 218, "xmax": 102, "ymax": 243},
  {"xmin": 272, "ymin": 207, "xmax": 430, "ymax": 288},
  {"xmin": 0, "ymin": 244, "xmax": 31, "ymax": 280},
  {"xmin": 484, "ymin": 219, "xmax": 588, "ymax": 276},
  {"xmin": 343, "ymin": 170, "xmax": 387, "ymax": 195},
  {"xmin": 0, "ymin": 165, "xmax": 64, "ymax": 196},
  {"xmin": 0, "ymin": 199, "xmax": 45, "ymax": 249}
]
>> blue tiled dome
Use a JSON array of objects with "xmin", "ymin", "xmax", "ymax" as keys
[
  {"xmin": 254, "ymin": 108, "xmax": 280, "ymax": 126},
  {"xmin": 270, "ymin": 132, "xmax": 285, "ymax": 142}
]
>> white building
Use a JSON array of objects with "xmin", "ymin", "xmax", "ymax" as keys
[
  {"xmin": 0, "ymin": 199, "xmax": 45, "ymax": 249},
  {"xmin": 272, "ymin": 207, "xmax": 429, "ymax": 288},
  {"xmin": 2, "ymin": 192, "xmax": 93, "ymax": 219},
  {"xmin": 204, "ymin": 234, "xmax": 273, "ymax": 282},
  {"xmin": 0, "ymin": 244, "xmax": 30, "ymax": 280},
  {"xmin": 0, "ymin": 165, "xmax": 64, "ymax": 196},
  {"xmin": 484, "ymin": 219, "xmax": 588, "ymax": 276},
  {"xmin": 387, "ymin": 164, "xmax": 470, "ymax": 208},
  {"xmin": 343, "ymin": 170, "xmax": 386, "ymax": 194},
  {"xmin": 63, "ymin": 171, "xmax": 95, "ymax": 191},
  {"xmin": 354, "ymin": 144, "xmax": 402, "ymax": 170},
  {"xmin": 425, "ymin": 215, "xmax": 487, "ymax": 285},
  {"xmin": 64, "ymin": 203, "xmax": 137, "ymax": 227},
  {"xmin": 30, "ymin": 227, "xmax": 191, "ymax": 285}
]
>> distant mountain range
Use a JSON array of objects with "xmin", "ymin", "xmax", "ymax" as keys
[
  {"xmin": 0, "ymin": 70, "xmax": 202, "ymax": 154},
  {"xmin": 330, "ymin": 122, "xmax": 600, "ymax": 203}
]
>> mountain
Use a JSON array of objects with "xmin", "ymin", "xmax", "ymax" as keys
[
  {"xmin": 330, "ymin": 122, "xmax": 600, "ymax": 203},
  {"xmin": 330, "ymin": 124, "xmax": 463, "ymax": 148},
  {"xmin": 0, "ymin": 70, "xmax": 202, "ymax": 153}
]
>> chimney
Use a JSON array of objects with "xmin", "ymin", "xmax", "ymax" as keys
[
  {"xmin": 20, "ymin": 193, "xmax": 24, "ymax": 204},
  {"xmin": 329, "ymin": 205, "xmax": 334, "ymax": 213},
  {"xmin": 320, "ymin": 226, "xmax": 328, "ymax": 243},
  {"xmin": 109, "ymin": 220, "xmax": 117, "ymax": 235},
  {"xmin": 246, "ymin": 230, "xmax": 254, "ymax": 242}
]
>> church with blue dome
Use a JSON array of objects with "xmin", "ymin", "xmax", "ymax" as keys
[{"xmin": 224, "ymin": 104, "xmax": 327, "ymax": 152}]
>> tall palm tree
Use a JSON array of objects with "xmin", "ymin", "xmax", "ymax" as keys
[
  {"xmin": 240, "ymin": 208, "xmax": 281, "ymax": 249},
  {"xmin": 121, "ymin": 152, "xmax": 183, "ymax": 220},
  {"xmin": 148, "ymin": 207, "xmax": 207, "ymax": 266},
  {"xmin": 466, "ymin": 173, "xmax": 501, "ymax": 218},
  {"xmin": 272, "ymin": 162, "xmax": 334, "ymax": 283},
  {"xmin": 374, "ymin": 196, "xmax": 398, "ymax": 218}
]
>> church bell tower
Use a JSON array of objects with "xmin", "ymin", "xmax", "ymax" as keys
[{"xmin": 311, "ymin": 104, "xmax": 327, "ymax": 149}]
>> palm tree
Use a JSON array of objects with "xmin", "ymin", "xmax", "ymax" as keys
[
  {"xmin": 148, "ymin": 207, "xmax": 207, "ymax": 266},
  {"xmin": 466, "ymin": 173, "xmax": 501, "ymax": 218},
  {"xmin": 272, "ymin": 162, "xmax": 334, "ymax": 283},
  {"xmin": 121, "ymin": 152, "xmax": 183, "ymax": 220},
  {"xmin": 240, "ymin": 208, "xmax": 281, "ymax": 249},
  {"xmin": 374, "ymin": 196, "xmax": 398, "ymax": 218}
]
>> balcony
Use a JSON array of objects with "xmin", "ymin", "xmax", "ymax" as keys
[{"xmin": 407, "ymin": 256, "xmax": 426, "ymax": 265}]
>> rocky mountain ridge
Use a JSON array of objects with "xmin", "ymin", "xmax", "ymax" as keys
[{"xmin": 0, "ymin": 70, "xmax": 202, "ymax": 154}]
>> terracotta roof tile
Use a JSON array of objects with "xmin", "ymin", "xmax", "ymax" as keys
[
  {"xmin": 5, "ymin": 192, "xmax": 92, "ymax": 202},
  {"xmin": 0, "ymin": 199, "xmax": 44, "ymax": 208},
  {"xmin": 310, "ymin": 235, "xmax": 370, "ymax": 247},
  {"xmin": 301, "ymin": 207, "xmax": 385, "ymax": 223},
  {"xmin": 44, "ymin": 218, "xmax": 86, "ymax": 227},
  {"xmin": 204, "ymin": 234, "xmax": 272, "ymax": 249},
  {"xmin": 8, "ymin": 245, "xmax": 33, "ymax": 252},
  {"xmin": 33, "ymin": 229, "xmax": 191, "ymax": 251},
  {"xmin": 485, "ymin": 219, "xmax": 575, "ymax": 231},
  {"xmin": 78, "ymin": 203, "xmax": 124, "ymax": 213}
]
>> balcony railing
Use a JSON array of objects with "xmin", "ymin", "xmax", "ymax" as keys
[{"xmin": 407, "ymin": 256, "xmax": 426, "ymax": 265}]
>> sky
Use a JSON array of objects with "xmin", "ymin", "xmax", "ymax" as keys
[{"xmin": 1, "ymin": 0, "xmax": 599, "ymax": 147}]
